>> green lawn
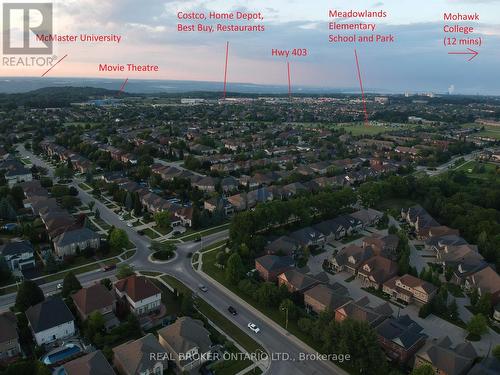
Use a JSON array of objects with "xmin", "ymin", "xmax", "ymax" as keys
[
  {"xmin": 461, "ymin": 123, "xmax": 500, "ymax": 140},
  {"xmin": 179, "ymin": 223, "xmax": 230, "ymax": 242},
  {"xmin": 144, "ymin": 227, "xmax": 160, "ymax": 239},
  {"xmin": 202, "ymin": 240, "xmax": 227, "ymax": 253}
]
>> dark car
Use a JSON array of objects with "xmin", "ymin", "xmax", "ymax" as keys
[
  {"xmin": 228, "ymin": 306, "xmax": 237, "ymax": 316},
  {"xmin": 138, "ymin": 230, "xmax": 145, "ymax": 235},
  {"xmin": 194, "ymin": 236, "xmax": 201, "ymax": 242},
  {"xmin": 102, "ymin": 264, "xmax": 116, "ymax": 271}
]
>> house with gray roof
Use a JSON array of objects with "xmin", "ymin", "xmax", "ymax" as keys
[
  {"xmin": 53, "ymin": 227, "xmax": 101, "ymax": 257},
  {"xmin": 26, "ymin": 297, "xmax": 75, "ymax": 346},
  {"xmin": 1, "ymin": 239, "xmax": 35, "ymax": 271},
  {"xmin": 158, "ymin": 317, "xmax": 213, "ymax": 372},
  {"xmin": 113, "ymin": 333, "xmax": 166, "ymax": 375},
  {"xmin": 414, "ymin": 336, "xmax": 477, "ymax": 375},
  {"xmin": 376, "ymin": 315, "xmax": 427, "ymax": 364},
  {"xmin": 63, "ymin": 350, "xmax": 116, "ymax": 375}
]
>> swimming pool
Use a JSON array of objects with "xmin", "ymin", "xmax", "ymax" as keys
[{"xmin": 42, "ymin": 343, "xmax": 82, "ymax": 365}]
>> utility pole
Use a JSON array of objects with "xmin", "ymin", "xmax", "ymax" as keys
[{"xmin": 281, "ymin": 305, "xmax": 289, "ymax": 330}]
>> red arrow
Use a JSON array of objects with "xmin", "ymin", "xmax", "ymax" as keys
[{"xmin": 448, "ymin": 48, "xmax": 478, "ymax": 61}]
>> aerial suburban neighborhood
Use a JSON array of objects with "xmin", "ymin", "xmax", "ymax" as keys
[{"xmin": 0, "ymin": 86, "xmax": 499, "ymax": 375}]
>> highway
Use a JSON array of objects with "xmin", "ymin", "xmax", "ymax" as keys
[{"xmin": 9, "ymin": 145, "xmax": 347, "ymax": 375}]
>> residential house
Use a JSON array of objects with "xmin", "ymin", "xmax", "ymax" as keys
[
  {"xmin": 414, "ymin": 336, "xmax": 477, "ymax": 375},
  {"xmin": 362, "ymin": 234, "xmax": 400, "ymax": 260},
  {"xmin": 26, "ymin": 297, "xmax": 75, "ymax": 346},
  {"xmin": 192, "ymin": 176, "xmax": 218, "ymax": 192},
  {"xmin": 1, "ymin": 239, "xmax": 36, "ymax": 272},
  {"xmin": 114, "ymin": 275, "xmax": 163, "ymax": 316},
  {"xmin": 72, "ymin": 283, "xmax": 119, "ymax": 330},
  {"xmin": 375, "ymin": 315, "xmax": 427, "ymax": 364},
  {"xmin": 53, "ymin": 227, "xmax": 101, "ymax": 257},
  {"xmin": 4, "ymin": 163, "xmax": 33, "ymax": 187},
  {"xmin": 158, "ymin": 317, "xmax": 213, "ymax": 373},
  {"xmin": 264, "ymin": 236, "xmax": 301, "ymax": 257},
  {"xmin": 335, "ymin": 297, "xmax": 393, "ymax": 327},
  {"xmin": 383, "ymin": 274, "xmax": 438, "ymax": 305},
  {"xmin": 401, "ymin": 205, "xmax": 439, "ymax": 232},
  {"xmin": 255, "ymin": 255, "xmax": 295, "ymax": 282},
  {"xmin": 278, "ymin": 269, "xmax": 325, "ymax": 294},
  {"xmin": 289, "ymin": 227, "xmax": 325, "ymax": 249},
  {"xmin": 350, "ymin": 208, "xmax": 384, "ymax": 228},
  {"xmin": 304, "ymin": 284, "xmax": 352, "ymax": 315},
  {"xmin": 63, "ymin": 350, "xmax": 116, "ymax": 375},
  {"xmin": 313, "ymin": 219, "xmax": 347, "ymax": 243},
  {"xmin": 0, "ymin": 312, "xmax": 20, "ymax": 361},
  {"xmin": 330, "ymin": 244, "xmax": 374, "ymax": 274},
  {"xmin": 464, "ymin": 266, "xmax": 500, "ymax": 305},
  {"xmin": 113, "ymin": 333, "xmax": 166, "ymax": 375},
  {"xmin": 357, "ymin": 255, "xmax": 399, "ymax": 289}
]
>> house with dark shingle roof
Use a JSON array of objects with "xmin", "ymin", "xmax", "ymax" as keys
[
  {"xmin": 304, "ymin": 284, "xmax": 352, "ymax": 315},
  {"xmin": 357, "ymin": 255, "xmax": 399, "ymax": 289},
  {"xmin": 63, "ymin": 350, "xmax": 116, "ymax": 375},
  {"xmin": 335, "ymin": 297, "xmax": 392, "ymax": 327},
  {"xmin": 376, "ymin": 315, "xmax": 427, "ymax": 364},
  {"xmin": 255, "ymin": 255, "xmax": 295, "ymax": 282},
  {"xmin": 264, "ymin": 236, "xmax": 301, "ymax": 257},
  {"xmin": 25, "ymin": 297, "xmax": 75, "ymax": 346},
  {"xmin": 414, "ymin": 336, "xmax": 477, "ymax": 375},
  {"xmin": 113, "ymin": 333, "xmax": 166, "ymax": 375},
  {"xmin": 158, "ymin": 317, "xmax": 213, "ymax": 372},
  {"xmin": 1, "ymin": 239, "xmax": 35, "ymax": 271},
  {"xmin": 383, "ymin": 274, "xmax": 437, "ymax": 305},
  {"xmin": 277, "ymin": 269, "xmax": 324, "ymax": 294},
  {"xmin": 53, "ymin": 227, "xmax": 101, "ymax": 257}
]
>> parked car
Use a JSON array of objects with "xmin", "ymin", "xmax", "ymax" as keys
[
  {"xmin": 198, "ymin": 284, "xmax": 208, "ymax": 292},
  {"xmin": 247, "ymin": 323, "xmax": 260, "ymax": 333},
  {"xmin": 102, "ymin": 264, "xmax": 116, "ymax": 271},
  {"xmin": 228, "ymin": 306, "xmax": 237, "ymax": 316},
  {"xmin": 56, "ymin": 283, "xmax": 63, "ymax": 290},
  {"xmin": 127, "ymin": 222, "xmax": 133, "ymax": 227},
  {"xmin": 138, "ymin": 230, "xmax": 145, "ymax": 235}
]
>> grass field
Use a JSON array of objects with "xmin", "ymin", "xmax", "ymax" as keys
[
  {"xmin": 461, "ymin": 123, "xmax": 500, "ymax": 140},
  {"xmin": 455, "ymin": 160, "xmax": 499, "ymax": 179}
]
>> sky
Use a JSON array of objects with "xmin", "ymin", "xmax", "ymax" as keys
[{"xmin": 1, "ymin": 0, "xmax": 500, "ymax": 94}]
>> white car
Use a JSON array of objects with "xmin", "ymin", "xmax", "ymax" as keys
[
  {"xmin": 127, "ymin": 222, "xmax": 133, "ymax": 227},
  {"xmin": 118, "ymin": 216, "xmax": 124, "ymax": 221},
  {"xmin": 247, "ymin": 323, "xmax": 260, "ymax": 333},
  {"xmin": 56, "ymin": 283, "xmax": 63, "ymax": 290}
]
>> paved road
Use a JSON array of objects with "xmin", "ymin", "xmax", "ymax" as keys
[{"xmin": 13, "ymin": 145, "xmax": 346, "ymax": 375}]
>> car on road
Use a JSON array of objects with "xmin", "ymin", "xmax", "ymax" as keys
[
  {"xmin": 102, "ymin": 264, "xmax": 116, "ymax": 271},
  {"xmin": 228, "ymin": 306, "xmax": 237, "ymax": 315},
  {"xmin": 138, "ymin": 230, "xmax": 145, "ymax": 235},
  {"xmin": 194, "ymin": 236, "xmax": 201, "ymax": 242},
  {"xmin": 127, "ymin": 222, "xmax": 133, "ymax": 227},
  {"xmin": 118, "ymin": 216, "xmax": 124, "ymax": 221},
  {"xmin": 247, "ymin": 322, "xmax": 260, "ymax": 333},
  {"xmin": 198, "ymin": 284, "xmax": 208, "ymax": 292},
  {"xmin": 56, "ymin": 283, "xmax": 63, "ymax": 290}
]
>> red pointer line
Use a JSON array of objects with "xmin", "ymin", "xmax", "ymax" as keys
[
  {"xmin": 354, "ymin": 49, "xmax": 369, "ymax": 127},
  {"xmin": 287, "ymin": 61, "xmax": 292, "ymax": 101},
  {"xmin": 223, "ymin": 41, "xmax": 229, "ymax": 99},
  {"xmin": 118, "ymin": 78, "xmax": 129, "ymax": 94},
  {"xmin": 41, "ymin": 54, "xmax": 68, "ymax": 77},
  {"xmin": 447, "ymin": 48, "xmax": 478, "ymax": 61}
]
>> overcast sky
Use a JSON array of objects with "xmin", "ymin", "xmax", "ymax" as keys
[{"xmin": 2, "ymin": 0, "xmax": 500, "ymax": 94}]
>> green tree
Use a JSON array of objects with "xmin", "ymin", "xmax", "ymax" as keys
[
  {"xmin": 279, "ymin": 298, "xmax": 297, "ymax": 321},
  {"xmin": 411, "ymin": 364, "xmax": 435, "ymax": 375},
  {"xmin": 116, "ymin": 264, "xmax": 135, "ymax": 279},
  {"xmin": 492, "ymin": 344, "xmax": 500, "ymax": 360},
  {"xmin": 62, "ymin": 271, "xmax": 82, "ymax": 297},
  {"xmin": 0, "ymin": 197, "xmax": 16, "ymax": 220},
  {"xmin": 467, "ymin": 314, "xmax": 488, "ymax": 339},
  {"xmin": 475, "ymin": 293, "xmax": 492, "ymax": 317},
  {"xmin": 100, "ymin": 278, "xmax": 112, "ymax": 290},
  {"xmin": 225, "ymin": 252, "xmax": 245, "ymax": 284},
  {"xmin": 153, "ymin": 211, "xmax": 171, "ymax": 229},
  {"xmin": 85, "ymin": 311, "xmax": 105, "ymax": 341},
  {"xmin": 15, "ymin": 279, "xmax": 45, "ymax": 312},
  {"xmin": 109, "ymin": 227, "xmax": 128, "ymax": 251}
]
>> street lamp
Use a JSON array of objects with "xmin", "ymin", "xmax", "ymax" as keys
[{"xmin": 281, "ymin": 305, "xmax": 289, "ymax": 330}]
